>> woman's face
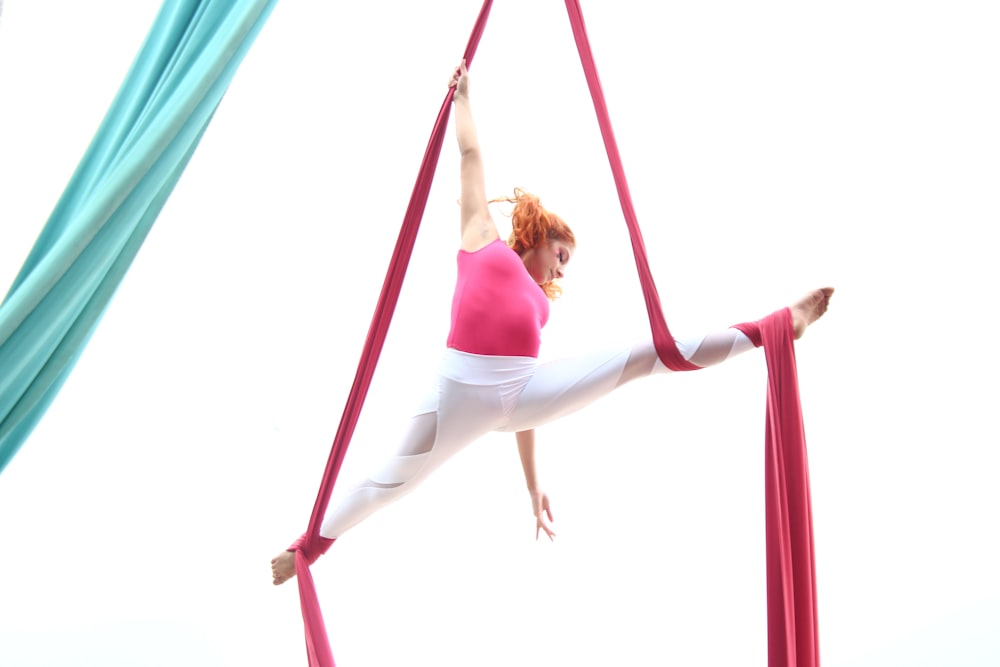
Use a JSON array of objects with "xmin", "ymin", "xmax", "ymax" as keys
[{"xmin": 522, "ymin": 239, "xmax": 574, "ymax": 285}]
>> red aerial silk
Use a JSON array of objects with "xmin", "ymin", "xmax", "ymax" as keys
[
  {"xmin": 565, "ymin": 2, "xmax": 821, "ymax": 662},
  {"xmin": 290, "ymin": 3, "xmax": 495, "ymax": 665},
  {"xmin": 290, "ymin": 2, "xmax": 819, "ymax": 666}
]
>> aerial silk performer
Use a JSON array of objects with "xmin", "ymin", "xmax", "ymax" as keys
[
  {"xmin": 277, "ymin": 2, "xmax": 828, "ymax": 667},
  {"xmin": 0, "ymin": 0, "xmax": 279, "ymax": 474}
]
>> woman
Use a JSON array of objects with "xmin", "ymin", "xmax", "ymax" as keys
[{"xmin": 271, "ymin": 61, "xmax": 833, "ymax": 584}]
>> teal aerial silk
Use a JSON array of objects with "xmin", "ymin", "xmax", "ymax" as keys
[{"xmin": 0, "ymin": 0, "xmax": 278, "ymax": 473}]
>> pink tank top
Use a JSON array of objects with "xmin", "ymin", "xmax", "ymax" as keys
[{"xmin": 447, "ymin": 239, "xmax": 550, "ymax": 358}]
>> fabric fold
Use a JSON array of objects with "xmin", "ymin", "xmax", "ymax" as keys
[{"xmin": 0, "ymin": 0, "xmax": 280, "ymax": 473}]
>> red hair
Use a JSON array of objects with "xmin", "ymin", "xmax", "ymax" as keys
[{"xmin": 491, "ymin": 188, "xmax": 576, "ymax": 300}]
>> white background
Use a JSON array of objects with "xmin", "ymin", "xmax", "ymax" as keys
[{"xmin": 1, "ymin": 1, "xmax": 997, "ymax": 666}]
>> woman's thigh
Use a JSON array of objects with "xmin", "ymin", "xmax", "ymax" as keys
[{"xmin": 500, "ymin": 345, "xmax": 634, "ymax": 433}]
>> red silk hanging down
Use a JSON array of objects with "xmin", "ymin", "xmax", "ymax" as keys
[
  {"xmin": 565, "ymin": 3, "xmax": 820, "ymax": 665},
  {"xmin": 288, "ymin": 2, "xmax": 819, "ymax": 666},
  {"xmin": 736, "ymin": 314, "xmax": 822, "ymax": 667},
  {"xmin": 290, "ymin": 3, "xmax": 494, "ymax": 666}
]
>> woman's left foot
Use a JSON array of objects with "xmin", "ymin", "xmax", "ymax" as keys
[{"xmin": 791, "ymin": 287, "xmax": 834, "ymax": 339}]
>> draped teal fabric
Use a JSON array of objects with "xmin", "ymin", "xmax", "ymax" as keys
[{"xmin": 0, "ymin": 0, "xmax": 279, "ymax": 473}]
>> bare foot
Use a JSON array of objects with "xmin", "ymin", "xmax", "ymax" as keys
[
  {"xmin": 271, "ymin": 550, "xmax": 297, "ymax": 586},
  {"xmin": 791, "ymin": 287, "xmax": 834, "ymax": 339}
]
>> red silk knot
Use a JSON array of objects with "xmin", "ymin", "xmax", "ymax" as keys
[{"xmin": 288, "ymin": 532, "xmax": 335, "ymax": 566}]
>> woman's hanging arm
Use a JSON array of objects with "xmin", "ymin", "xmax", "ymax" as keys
[{"xmin": 516, "ymin": 429, "xmax": 556, "ymax": 541}]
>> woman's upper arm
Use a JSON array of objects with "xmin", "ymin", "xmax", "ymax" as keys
[{"xmin": 459, "ymin": 146, "xmax": 499, "ymax": 251}]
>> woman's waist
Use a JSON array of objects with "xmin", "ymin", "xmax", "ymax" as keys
[{"xmin": 439, "ymin": 347, "xmax": 538, "ymax": 385}]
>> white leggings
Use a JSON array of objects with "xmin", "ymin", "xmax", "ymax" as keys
[{"xmin": 320, "ymin": 328, "xmax": 756, "ymax": 539}]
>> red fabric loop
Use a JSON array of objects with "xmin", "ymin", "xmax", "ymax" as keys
[
  {"xmin": 732, "ymin": 320, "xmax": 764, "ymax": 348},
  {"xmin": 288, "ymin": 532, "xmax": 335, "ymax": 566}
]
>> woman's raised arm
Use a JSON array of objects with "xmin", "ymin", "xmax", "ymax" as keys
[{"xmin": 450, "ymin": 60, "xmax": 499, "ymax": 252}]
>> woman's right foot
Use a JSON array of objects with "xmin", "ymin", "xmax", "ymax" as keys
[
  {"xmin": 791, "ymin": 287, "xmax": 834, "ymax": 339},
  {"xmin": 271, "ymin": 550, "xmax": 297, "ymax": 586}
]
